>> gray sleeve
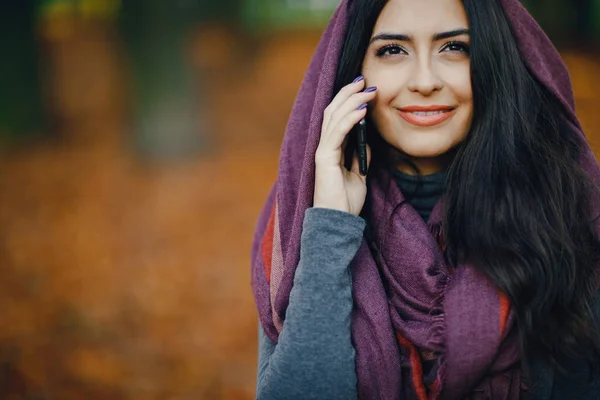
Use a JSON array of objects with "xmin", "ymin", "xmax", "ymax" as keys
[{"xmin": 255, "ymin": 207, "xmax": 365, "ymax": 400}]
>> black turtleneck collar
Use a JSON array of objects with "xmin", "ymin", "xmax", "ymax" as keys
[{"xmin": 391, "ymin": 169, "xmax": 447, "ymax": 222}]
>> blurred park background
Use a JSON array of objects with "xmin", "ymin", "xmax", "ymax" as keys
[{"xmin": 1, "ymin": 0, "xmax": 600, "ymax": 399}]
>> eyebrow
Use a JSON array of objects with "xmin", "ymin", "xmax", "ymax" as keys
[{"xmin": 369, "ymin": 29, "xmax": 470, "ymax": 45}]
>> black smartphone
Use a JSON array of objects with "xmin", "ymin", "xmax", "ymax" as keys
[
  {"xmin": 356, "ymin": 118, "xmax": 368, "ymax": 176},
  {"xmin": 344, "ymin": 118, "xmax": 368, "ymax": 176}
]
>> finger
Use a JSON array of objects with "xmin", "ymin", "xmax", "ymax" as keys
[
  {"xmin": 327, "ymin": 88, "xmax": 377, "ymax": 134},
  {"xmin": 322, "ymin": 78, "xmax": 366, "ymax": 130},
  {"xmin": 316, "ymin": 107, "xmax": 367, "ymax": 167},
  {"xmin": 322, "ymin": 106, "xmax": 368, "ymax": 151},
  {"xmin": 321, "ymin": 87, "xmax": 376, "ymax": 149}
]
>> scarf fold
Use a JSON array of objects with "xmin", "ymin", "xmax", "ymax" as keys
[{"xmin": 251, "ymin": 0, "xmax": 600, "ymax": 398}]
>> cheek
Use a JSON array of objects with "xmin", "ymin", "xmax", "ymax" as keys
[
  {"xmin": 364, "ymin": 70, "xmax": 404, "ymax": 119},
  {"xmin": 370, "ymin": 94, "xmax": 394, "ymax": 131},
  {"xmin": 445, "ymin": 66, "xmax": 472, "ymax": 104},
  {"xmin": 363, "ymin": 63, "xmax": 405, "ymax": 95},
  {"xmin": 454, "ymin": 77, "xmax": 474, "ymax": 140}
]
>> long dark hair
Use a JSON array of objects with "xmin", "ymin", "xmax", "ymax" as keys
[{"xmin": 334, "ymin": 0, "xmax": 600, "ymax": 374}]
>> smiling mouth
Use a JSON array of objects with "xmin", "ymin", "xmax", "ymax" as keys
[
  {"xmin": 397, "ymin": 106, "xmax": 456, "ymax": 127},
  {"xmin": 408, "ymin": 110, "xmax": 450, "ymax": 116}
]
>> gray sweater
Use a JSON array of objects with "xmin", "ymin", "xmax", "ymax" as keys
[
  {"xmin": 256, "ymin": 208, "xmax": 361, "ymax": 399},
  {"xmin": 256, "ymin": 174, "xmax": 600, "ymax": 399}
]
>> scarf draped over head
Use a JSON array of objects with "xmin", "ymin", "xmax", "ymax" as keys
[{"xmin": 251, "ymin": 0, "xmax": 600, "ymax": 398}]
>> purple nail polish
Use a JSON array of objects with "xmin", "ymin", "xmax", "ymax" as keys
[
  {"xmin": 358, "ymin": 103, "xmax": 368, "ymax": 110},
  {"xmin": 363, "ymin": 86, "xmax": 377, "ymax": 93},
  {"xmin": 352, "ymin": 75, "xmax": 365, "ymax": 83}
]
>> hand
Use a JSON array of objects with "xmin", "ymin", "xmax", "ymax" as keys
[{"xmin": 313, "ymin": 77, "xmax": 376, "ymax": 216}]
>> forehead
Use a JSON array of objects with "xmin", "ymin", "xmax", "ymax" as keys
[{"xmin": 373, "ymin": 0, "xmax": 469, "ymax": 33}]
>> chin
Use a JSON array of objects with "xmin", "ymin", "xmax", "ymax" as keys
[{"xmin": 393, "ymin": 137, "xmax": 458, "ymax": 159}]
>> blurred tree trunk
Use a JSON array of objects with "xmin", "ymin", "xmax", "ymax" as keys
[
  {"xmin": 119, "ymin": 0, "xmax": 203, "ymax": 161},
  {"xmin": 119, "ymin": 0, "xmax": 240, "ymax": 161},
  {"xmin": 0, "ymin": 1, "xmax": 44, "ymax": 143},
  {"xmin": 589, "ymin": 0, "xmax": 600, "ymax": 41},
  {"xmin": 523, "ymin": 0, "xmax": 597, "ymax": 47},
  {"xmin": 573, "ymin": 0, "xmax": 594, "ymax": 44}
]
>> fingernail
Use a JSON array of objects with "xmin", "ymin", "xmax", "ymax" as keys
[
  {"xmin": 352, "ymin": 75, "xmax": 364, "ymax": 83},
  {"xmin": 357, "ymin": 103, "xmax": 368, "ymax": 110},
  {"xmin": 363, "ymin": 86, "xmax": 377, "ymax": 93}
]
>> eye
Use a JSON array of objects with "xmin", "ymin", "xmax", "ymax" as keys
[
  {"xmin": 441, "ymin": 41, "xmax": 470, "ymax": 54},
  {"xmin": 376, "ymin": 44, "xmax": 407, "ymax": 58}
]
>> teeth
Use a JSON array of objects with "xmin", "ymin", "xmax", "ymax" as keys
[{"xmin": 410, "ymin": 111, "xmax": 447, "ymax": 116}]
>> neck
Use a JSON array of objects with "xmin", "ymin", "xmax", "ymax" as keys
[{"xmin": 395, "ymin": 154, "xmax": 452, "ymax": 176}]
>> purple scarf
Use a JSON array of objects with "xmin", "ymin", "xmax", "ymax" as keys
[{"xmin": 251, "ymin": 1, "xmax": 600, "ymax": 398}]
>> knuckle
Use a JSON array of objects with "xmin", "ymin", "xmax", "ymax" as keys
[
  {"xmin": 339, "ymin": 123, "xmax": 352, "ymax": 137},
  {"xmin": 314, "ymin": 150, "xmax": 327, "ymax": 165},
  {"xmin": 315, "ymin": 145, "xmax": 326, "ymax": 157},
  {"xmin": 343, "ymin": 82, "xmax": 357, "ymax": 92},
  {"xmin": 314, "ymin": 149, "xmax": 322, "ymax": 161},
  {"xmin": 329, "ymin": 110, "xmax": 340, "ymax": 123},
  {"xmin": 338, "ymin": 85, "xmax": 354, "ymax": 98}
]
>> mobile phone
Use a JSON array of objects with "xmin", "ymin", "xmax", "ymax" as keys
[
  {"xmin": 344, "ymin": 118, "xmax": 368, "ymax": 176},
  {"xmin": 356, "ymin": 118, "xmax": 368, "ymax": 176}
]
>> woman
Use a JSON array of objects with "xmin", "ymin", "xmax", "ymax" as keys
[{"xmin": 251, "ymin": 0, "xmax": 600, "ymax": 398}]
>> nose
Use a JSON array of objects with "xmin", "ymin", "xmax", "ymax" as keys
[{"xmin": 406, "ymin": 59, "xmax": 443, "ymax": 95}]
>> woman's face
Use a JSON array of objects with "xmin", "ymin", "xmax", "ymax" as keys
[{"xmin": 362, "ymin": 0, "xmax": 473, "ymax": 174}]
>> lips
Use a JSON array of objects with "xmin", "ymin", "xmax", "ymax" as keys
[{"xmin": 397, "ymin": 105, "xmax": 456, "ymax": 127}]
